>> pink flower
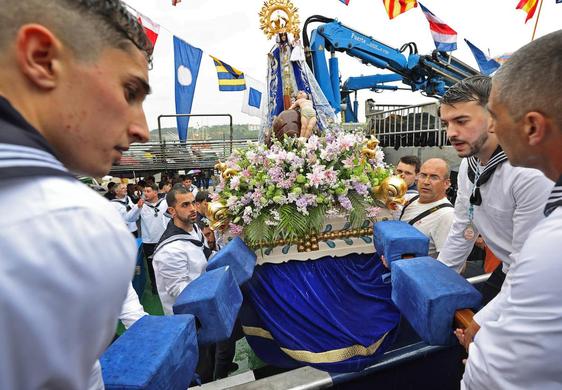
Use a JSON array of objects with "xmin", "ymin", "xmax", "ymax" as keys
[
  {"xmin": 367, "ymin": 206, "xmax": 382, "ymax": 218},
  {"xmin": 229, "ymin": 223, "xmax": 243, "ymax": 236},
  {"xmin": 338, "ymin": 195, "xmax": 353, "ymax": 211}
]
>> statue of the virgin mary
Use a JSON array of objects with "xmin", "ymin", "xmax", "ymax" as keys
[{"xmin": 258, "ymin": 0, "xmax": 337, "ymax": 142}]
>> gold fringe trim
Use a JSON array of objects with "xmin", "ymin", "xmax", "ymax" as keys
[
  {"xmin": 242, "ymin": 325, "xmax": 389, "ymax": 364},
  {"xmin": 242, "ymin": 325, "xmax": 274, "ymax": 340}
]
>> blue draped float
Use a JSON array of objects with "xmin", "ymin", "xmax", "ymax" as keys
[
  {"xmin": 240, "ymin": 253, "xmax": 401, "ymax": 372},
  {"xmin": 239, "ymin": 25, "xmax": 401, "ymax": 373}
]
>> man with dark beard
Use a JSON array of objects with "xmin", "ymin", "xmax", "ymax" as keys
[
  {"xmin": 437, "ymin": 75, "xmax": 552, "ymax": 347},
  {"xmin": 460, "ymin": 30, "xmax": 562, "ymax": 389},
  {"xmin": 152, "ymin": 186, "xmax": 215, "ymax": 382}
]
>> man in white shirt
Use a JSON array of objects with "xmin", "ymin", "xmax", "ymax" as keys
[
  {"xmin": 152, "ymin": 187, "xmax": 208, "ymax": 315},
  {"xmin": 399, "ymin": 158, "xmax": 454, "ymax": 258},
  {"xmin": 437, "ymin": 76, "xmax": 553, "ymax": 352},
  {"xmin": 135, "ymin": 183, "xmax": 169, "ymax": 294},
  {"xmin": 182, "ymin": 174, "xmax": 199, "ymax": 197},
  {"xmin": 0, "ymin": 1, "xmax": 152, "ymax": 388},
  {"xmin": 111, "ymin": 183, "xmax": 143, "ymax": 237},
  {"xmin": 152, "ymin": 186, "xmax": 215, "ymax": 383},
  {"xmin": 459, "ymin": 29, "xmax": 562, "ymax": 390}
]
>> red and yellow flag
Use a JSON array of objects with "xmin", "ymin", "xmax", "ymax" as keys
[
  {"xmin": 383, "ymin": 0, "xmax": 418, "ymax": 19},
  {"xmin": 516, "ymin": 0, "xmax": 539, "ymax": 22}
]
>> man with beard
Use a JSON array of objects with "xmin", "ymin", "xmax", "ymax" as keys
[
  {"xmin": 459, "ymin": 29, "xmax": 562, "ymax": 390},
  {"xmin": 437, "ymin": 75, "xmax": 552, "ymax": 348},
  {"xmin": 152, "ymin": 186, "xmax": 214, "ymax": 382}
]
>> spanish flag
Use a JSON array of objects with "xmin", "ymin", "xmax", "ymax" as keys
[
  {"xmin": 210, "ymin": 55, "xmax": 246, "ymax": 92},
  {"xmin": 383, "ymin": 0, "xmax": 417, "ymax": 19},
  {"xmin": 516, "ymin": 0, "xmax": 539, "ymax": 22}
]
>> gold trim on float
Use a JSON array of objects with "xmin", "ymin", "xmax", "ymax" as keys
[
  {"xmin": 242, "ymin": 326, "xmax": 274, "ymax": 340},
  {"xmin": 242, "ymin": 325, "xmax": 389, "ymax": 363}
]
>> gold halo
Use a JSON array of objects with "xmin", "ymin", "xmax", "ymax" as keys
[{"xmin": 259, "ymin": 0, "xmax": 301, "ymax": 40}]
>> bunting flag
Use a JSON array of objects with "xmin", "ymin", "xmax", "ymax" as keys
[
  {"xmin": 174, "ymin": 36, "xmax": 203, "ymax": 141},
  {"xmin": 137, "ymin": 14, "xmax": 159, "ymax": 46},
  {"xmin": 241, "ymin": 76, "xmax": 266, "ymax": 118},
  {"xmin": 339, "ymin": 0, "xmax": 351, "ymax": 5},
  {"xmin": 493, "ymin": 52, "xmax": 512, "ymax": 65},
  {"xmin": 419, "ymin": 3, "xmax": 457, "ymax": 52},
  {"xmin": 383, "ymin": 0, "xmax": 417, "ymax": 19},
  {"xmin": 464, "ymin": 39, "xmax": 501, "ymax": 76},
  {"xmin": 210, "ymin": 55, "xmax": 246, "ymax": 91},
  {"xmin": 516, "ymin": 0, "xmax": 539, "ymax": 22}
]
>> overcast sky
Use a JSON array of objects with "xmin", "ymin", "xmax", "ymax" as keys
[{"xmin": 123, "ymin": 0, "xmax": 561, "ymax": 131}]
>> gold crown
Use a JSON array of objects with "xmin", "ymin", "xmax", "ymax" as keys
[{"xmin": 259, "ymin": 0, "xmax": 301, "ymax": 40}]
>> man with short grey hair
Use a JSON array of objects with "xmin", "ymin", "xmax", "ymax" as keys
[
  {"xmin": 460, "ymin": 29, "xmax": 562, "ymax": 390},
  {"xmin": 0, "ymin": 1, "xmax": 151, "ymax": 388}
]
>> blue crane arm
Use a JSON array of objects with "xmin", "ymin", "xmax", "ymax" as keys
[
  {"xmin": 343, "ymin": 74, "xmax": 403, "ymax": 91},
  {"xmin": 303, "ymin": 17, "xmax": 480, "ymax": 115}
]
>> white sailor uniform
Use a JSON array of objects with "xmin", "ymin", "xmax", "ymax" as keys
[
  {"xmin": 0, "ymin": 97, "xmax": 136, "ymax": 389},
  {"xmin": 152, "ymin": 221, "xmax": 209, "ymax": 315},
  {"xmin": 111, "ymin": 196, "xmax": 140, "ymax": 235},
  {"xmin": 462, "ymin": 176, "xmax": 562, "ymax": 389}
]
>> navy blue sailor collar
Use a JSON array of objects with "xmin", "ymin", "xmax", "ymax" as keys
[
  {"xmin": 0, "ymin": 96, "xmax": 73, "ymax": 181},
  {"xmin": 544, "ymin": 174, "xmax": 562, "ymax": 217}
]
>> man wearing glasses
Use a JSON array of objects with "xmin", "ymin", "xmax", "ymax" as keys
[{"xmin": 399, "ymin": 158, "xmax": 455, "ymax": 258}]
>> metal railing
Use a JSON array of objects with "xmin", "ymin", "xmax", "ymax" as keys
[
  {"xmin": 366, "ymin": 102, "xmax": 448, "ymax": 149},
  {"xmin": 110, "ymin": 138, "xmax": 258, "ymax": 174}
]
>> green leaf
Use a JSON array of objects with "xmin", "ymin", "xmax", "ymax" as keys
[
  {"xmin": 348, "ymin": 191, "xmax": 367, "ymax": 228},
  {"xmin": 275, "ymin": 204, "xmax": 309, "ymax": 242},
  {"xmin": 244, "ymin": 214, "xmax": 272, "ymax": 246},
  {"xmin": 308, "ymin": 205, "xmax": 327, "ymax": 234}
]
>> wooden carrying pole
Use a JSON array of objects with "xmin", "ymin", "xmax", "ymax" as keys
[{"xmin": 454, "ymin": 309, "xmax": 475, "ymax": 329}]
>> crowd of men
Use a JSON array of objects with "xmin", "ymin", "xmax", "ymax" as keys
[{"xmin": 0, "ymin": 0, "xmax": 560, "ymax": 388}]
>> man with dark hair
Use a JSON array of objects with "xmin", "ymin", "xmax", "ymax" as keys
[
  {"xmin": 158, "ymin": 180, "xmax": 172, "ymax": 199},
  {"xmin": 136, "ymin": 183, "xmax": 169, "ymax": 294},
  {"xmin": 396, "ymin": 155, "xmax": 421, "ymax": 197},
  {"xmin": 197, "ymin": 219, "xmax": 218, "ymax": 252},
  {"xmin": 459, "ymin": 30, "xmax": 562, "ymax": 390},
  {"xmin": 195, "ymin": 190, "xmax": 211, "ymax": 223},
  {"xmin": 152, "ymin": 187, "xmax": 215, "ymax": 383},
  {"xmin": 0, "ymin": 0, "xmax": 151, "ymax": 388},
  {"xmin": 104, "ymin": 181, "xmax": 117, "ymax": 200},
  {"xmin": 437, "ymin": 75, "xmax": 552, "ymax": 351},
  {"xmin": 152, "ymin": 187, "xmax": 206, "ymax": 315},
  {"xmin": 182, "ymin": 174, "xmax": 199, "ymax": 196}
]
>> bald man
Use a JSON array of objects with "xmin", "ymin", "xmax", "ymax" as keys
[{"xmin": 398, "ymin": 158, "xmax": 454, "ymax": 258}]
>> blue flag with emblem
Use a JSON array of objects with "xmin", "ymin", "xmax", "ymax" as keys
[
  {"xmin": 210, "ymin": 55, "xmax": 246, "ymax": 91},
  {"xmin": 464, "ymin": 39, "xmax": 500, "ymax": 76},
  {"xmin": 174, "ymin": 36, "xmax": 202, "ymax": 141}
]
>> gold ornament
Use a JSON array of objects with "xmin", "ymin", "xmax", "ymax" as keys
[
  {"xmin": 259, "ymin": 0, "xmax": 301, "ymax": 40},
  {"xmin": 207, "ymin": 200, "xmax": 230, "ymax": 230},
  {"xmin": 373, "ymin": 175, "xmax": 408, "ymax": 210},
  {"xmin": 361, "ymin": 136, "xmax": 381, "ymax": 162},
  {"xmin": 221, "ymin": 168, "xmax": 239, "ymax": 180},
  {"xmin": 214, "ymin": 161, "xmax": 227, "ymax": 173}
]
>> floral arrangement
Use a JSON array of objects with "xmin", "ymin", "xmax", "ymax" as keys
[{"xmin": 212, "ymin": 129, "xmax": 393, "ymax": 247}]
